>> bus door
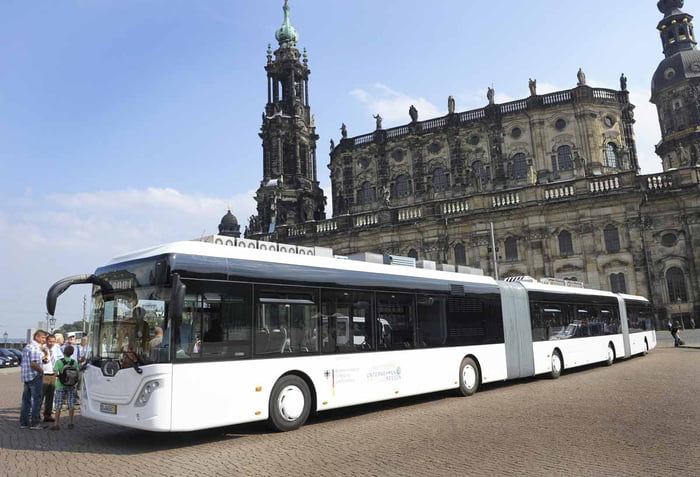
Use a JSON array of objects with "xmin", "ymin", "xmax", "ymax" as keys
[
  {"xmin": 499, "ymin": 282, "xmax": 535, "ymax": 378},
  {"xmin": 616, "ymin": 295, "xmax": 631, "ymax": 358}
]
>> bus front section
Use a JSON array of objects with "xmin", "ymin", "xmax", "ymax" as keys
[{"xmin": 46, "ymin": 256, "xmax": 181, "ymax": 431}]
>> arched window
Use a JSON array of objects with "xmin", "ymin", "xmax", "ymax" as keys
[
  {"xmin": 666, "ymin": 267, "xmax": 688, "ymax": 302},
  {"xmin": 394, "ymin": 174, "xmax": 411, "ymax": 198},
  {"xmin": 555, "ymin": 145, "xmax": 573, "ymax": 171},
  {"xmin": 432, "ymin": 167, "xmax": 449, "ymax": 192},
  {"xmin": 610, "ymin": 273, "xmax": 627, "ymax": 293},
  {"xmin": 472, "ymin": 161, "xmax": 490, "ymax": 185},
  {"xmin": 407, "ymin": 248, "xmax": 419, "ymax": 260},
  {"xmin": 604, "ymin": 224, "xmax": 620, "ymax": 253},
  {"xmin": 454, "ymin": 244, "xmax": 466, "ymax": 266},
  {"xmin": 510, "ymin": 153, "xmax": 527, "ymax": 179},
  {"xmin": 359, "ymin": 181, "xmax": 375, "ymax": 205},
  {"xmin": 558, "ymin": 230, "xmax": 574, "ymax": 255},
  {"xmin": 605, "ymin": 143, "xmax": 618, "ymax": 168},
  {"xmin": 505, "ymin": 237, "xmax": 518, "ymax": 261}
]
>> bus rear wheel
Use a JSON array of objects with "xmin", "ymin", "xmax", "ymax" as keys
[
  {"xmin": 549, "ymin": 350, "xmax": 562, "ymax": 379},
  {"xmin": 268, "ymin": 375, "xmax": 311, "ymax": 432},
  {"xmin": 458, "ymin": 357, "xmax": 480, "ymax": 396},
  {"xmin": 604, "ymin": 344, "xmax": 615, "ymax": 366}
]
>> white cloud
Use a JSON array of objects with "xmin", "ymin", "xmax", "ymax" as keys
[
  {"xmin": 350, "ymin": 83, "xmax": 441, "ymax": 127},
  {"xmin": 0, "ymin": 187, "xmax": 257, "ymax": 338}
]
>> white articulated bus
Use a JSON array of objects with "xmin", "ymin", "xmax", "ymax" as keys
[{"xmin": 46, "ymin": 238, "xmax": 656, "ymax": 432}]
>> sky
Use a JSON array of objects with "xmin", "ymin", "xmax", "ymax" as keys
[{"xmin": 0, "ymin": 0, "xmax": 675, "ymax": 339}]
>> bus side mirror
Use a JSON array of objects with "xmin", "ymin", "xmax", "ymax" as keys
[{"xmin": 46, "ymin": 274, "xmax": 113, "ymax": 316}]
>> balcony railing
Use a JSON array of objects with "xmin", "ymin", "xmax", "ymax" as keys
[
  {"xmin": 345, "ymin": 86, "xmax": 624, "ymax": 150},
  {"xmin": 251, "ymin": 170, "xmax": 697, "ymax": 241}
]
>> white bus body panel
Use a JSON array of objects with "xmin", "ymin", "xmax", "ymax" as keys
[{"xmin": 167, "ymin": 346, "xmax": 507, "ymax": 432}]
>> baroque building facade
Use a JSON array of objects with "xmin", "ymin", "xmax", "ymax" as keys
[{"xmin": 234, "ymin": 0, "xmax": 700, "ymax": 329}]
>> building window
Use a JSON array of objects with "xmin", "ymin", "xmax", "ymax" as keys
[
  {"xmin": 454, "ymin": 244, "xmax": 466, "ymax": 266},
  {"xmin": 510, "ymin": 153, "xmax": 527, "ymax": 179},
  {"xmin": 392, "ymin": 149, "xmax": 405, "ymax": 162},
  {"xmin": 505, "ymin": 237, "xmax": 518, "ymax": 261},
  {"xmin": 610, "ymin": 273, "xmax": 627, "ymax": 293},
  {"xmin": 558, "ymin": 230, "xmax": 574, "ymax": 255},
  {"xmin": 666, "ymin": 267, "xmax": 688, "ymax": 302},
  {"xmin": 604, "ymin": 224, "xmax": 621, "ymax": 253},
  {"xmin": 472, "ymin": 161, "xmax": 490, "ymax": 185},
  {"xmin": 432, "ymin": 167, "xmax": 449, "ymax": 192},
  {"xmin": 661, "ymin": 232, "xmax": 678, "ymax": 247},
  {"xmin": 605, "ymin": 143, "xmax": 618, "ymax": 168},
  {"xmin": 394, "ymin": 174, "xmax": 412, "ymax": 198},
  {"xmin": 555, "ymin": 145, "xmax": 573, "ymax": 171},
  {"xmin": 359, "ymin": 181, "xmax": 375, "ymax": 205}
]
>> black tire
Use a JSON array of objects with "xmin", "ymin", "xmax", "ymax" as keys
[
  {"xmin": 604, "ymin": 344, "xmax": 615, "ymax": 366},
  {"xmin": 458, "ymin": 357, "xmax": 480, "ymax": 396},
  {"xmin": 268, "ymin": 375, "xmax": 311, "ymax": 432},
  {"xmin": 549, "ymin": 350, "xmax": 563, "ymax": 379}
]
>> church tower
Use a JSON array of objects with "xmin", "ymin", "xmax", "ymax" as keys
[
  {"xmin": 249, "ymin": 0, "xmax": 326, "ymax": 236},
  {"xmin": 651, "ymin": 0, "xmax": 700, "ymax": 168}
]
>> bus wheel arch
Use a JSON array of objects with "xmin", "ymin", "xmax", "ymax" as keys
[
  {"xmin": 457, "ymin": 355, "xmax": 481, "ymax": 396},
  {"xmin": 268, "ymin": 371, "xmax": 316, "ymax": 432},
  {"xmin": 604, "ymin": 342, "xmax": 616, "ymax": 366},
  {"xmin": 549, "ymin": 348, "xmax": 563, "ymax": 379}
]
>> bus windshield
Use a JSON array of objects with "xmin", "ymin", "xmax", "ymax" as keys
[{"xmin": 90, "ymin": 285, "xmax": 171, "ymax": 365}]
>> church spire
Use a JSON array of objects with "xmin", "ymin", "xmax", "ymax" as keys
[
  {"xmin": 275, "ymin": 0, "xmax": 298, "ymax": 48},
  {"xmin": 249, "ymin": 0, "xmax": 326, "ymax": 237},
  {"xmin": 657, "ymin": 0, "xmax": 697, "ymax": 57}
]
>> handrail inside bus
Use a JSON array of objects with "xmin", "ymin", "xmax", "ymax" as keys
[{"xmin": 46, "ymin": 274, "xmax": 113, "ymax": 316}]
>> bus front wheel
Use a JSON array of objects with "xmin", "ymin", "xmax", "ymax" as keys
[
  {"xmin": 268, "ymin": 375, "xmax": 311, "ymax": 432},
  {"xmin": 549, "ymin": 350, "xmax": 562, "ymax": 379},
  {"xmin": 458, "ymin": 357, "xmax": 480, "ymax": 396}
]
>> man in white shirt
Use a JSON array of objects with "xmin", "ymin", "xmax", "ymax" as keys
[{"xmin": 41, "ymin": 334, "xmax": 60, "ymax": 423}]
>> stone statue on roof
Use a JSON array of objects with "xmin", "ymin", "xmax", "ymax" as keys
[
  {"xmin": 529, "ymin": 78, "xmax": 537, "ymax": 96},
  {"xmin": 409, "ymin": 105, "xmax": 418, "ymax": 122}
]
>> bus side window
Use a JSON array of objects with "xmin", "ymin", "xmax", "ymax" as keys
[
  {"xmin": 320, "ymin": 290, "xmax": 374, "ymax": 354},
  {"xmin": 376, "ymin": 292, "xmax": 414, "ymax": 350},
  {"xmin": 416, "ymin": 295, "xmax": 446, "ymax": 347}
]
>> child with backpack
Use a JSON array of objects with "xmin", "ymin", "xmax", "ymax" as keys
[{"xmin": 50, "ymin": 344, "xmax": 79, "ymax": 430}]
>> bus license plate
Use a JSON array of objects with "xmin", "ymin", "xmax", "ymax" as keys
[{"xmin": 100, "ymin": 403, "xmax": 117, "ymax": 414}]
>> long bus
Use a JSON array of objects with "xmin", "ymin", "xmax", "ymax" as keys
[{"xmin": 45, "ymin": 237, "xmax": 656, "ymax": 432}]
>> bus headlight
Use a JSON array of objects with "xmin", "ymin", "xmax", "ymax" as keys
[{"xmin": 134, "ymin": 379, "xmax": 162, "ymax": 407}]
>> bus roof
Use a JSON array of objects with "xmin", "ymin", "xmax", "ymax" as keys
[{"xmin": 107, "ymin": 240, "xmax": 499, "ymax": 287}]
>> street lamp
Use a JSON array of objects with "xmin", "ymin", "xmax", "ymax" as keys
[{"xmin": 3, "ymin": 332, "xmax": 7, "ymax": 346}]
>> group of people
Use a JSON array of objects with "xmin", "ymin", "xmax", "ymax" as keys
[{"xmin": 19, "ymin": 329, "xmax": 87, "ymax": 430}]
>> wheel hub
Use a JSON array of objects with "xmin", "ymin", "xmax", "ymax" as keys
[
  {"xmin": 277, "ymin": 385, "xmax": 305, "ymax": 421},
  {"xmin": 462, "ymin": 365, "xmax": 476, "ymax": 389}
]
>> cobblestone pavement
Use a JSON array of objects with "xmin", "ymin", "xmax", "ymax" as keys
[{"xmin": 1, "ymin": 334, "xmax": 698, "ymax": 477}]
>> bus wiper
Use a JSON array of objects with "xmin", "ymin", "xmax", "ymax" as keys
[{"xmin": 124, "ymin": 351, "xmax": 144, "ymax": 374}]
